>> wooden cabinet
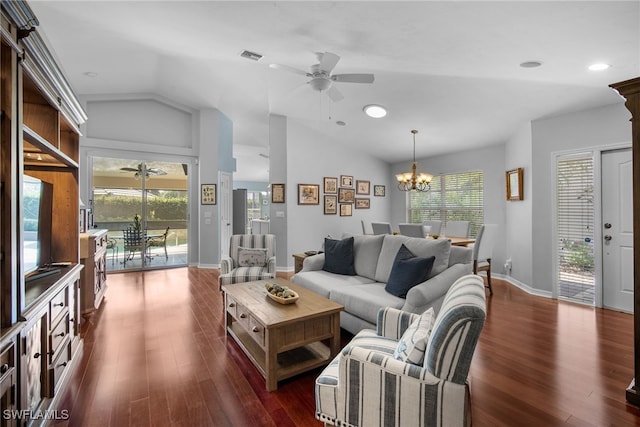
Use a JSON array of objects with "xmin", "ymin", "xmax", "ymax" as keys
[
  {"xmin": 0, "ymin": 1, "xmax": 87, "ymax": 424},
  {"xmin": 80, "ymin": 230, "xmax": 109, "ymax": 314}
]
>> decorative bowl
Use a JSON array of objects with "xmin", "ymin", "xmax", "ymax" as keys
[{"xmin": 266, "ymin": 289, "xmax": 299, "ymax": 304}]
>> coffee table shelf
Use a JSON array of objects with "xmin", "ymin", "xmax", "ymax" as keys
[{"xmin": 222, "ymin": 279, "xmax": 343, "ymax": 391}]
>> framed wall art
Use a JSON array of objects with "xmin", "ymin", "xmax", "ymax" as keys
[
  {"xmin": 340, "ymin": 204, "xmax": 352, "ymax": 216},
  {"xmin": 201, "ymin": 184, "xmax": 216, "ymax": 205},
  {"xmin": 271, "ymin": 183, "xmax": 285, "ymax": 203},
  {"xmin": 356, "ymin": 180, "xmax": 370, "ymax": 195},
  {"xmin": 324, "ymin": 177, "xmax": 338, "ymax": 194},
  {"xmin": 355, "ymin": 198, "xmax": 370, "ymax": 209},
  {"xmin": 298, "ymin": 184, "xmax": 320, "ymax": 205},
  {"xmin": 338, "ymin": 188, "xmax": 355, "ymax": 203},
  {"xmin": 506, "ymin": 168, "xmax": 524, "ymax": 201},
  {"xmin": 324, "ymin": 195, "xmax": 337, "ymax": 215},
  {"xmin": 374, "ymin": 185, "xmax": 386, "ymax": 197},
  {"xmin": 340, "ymin": 175, "xmax": 353, "ymax": 188}
]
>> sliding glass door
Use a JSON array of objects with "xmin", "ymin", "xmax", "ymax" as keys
[{"xmin": 91, "ymin": 157, "xmax": 188, "ymax": 271}]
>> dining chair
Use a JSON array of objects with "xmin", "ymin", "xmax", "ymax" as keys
[
  {"xmin": 446, "ymin": 220, "xmax": 470, "ymax": 237},
  {"xmin": 147, "ymin": 226, "xmax": 170, "ymax": 260},
  {"xmin": 471, "ymin": 224, "xmax": 497, "ymax": 294},
  {"xmin": 371, "ymin": 222, "xmax": 393, "ymax": 235},
  {"xmin": 423, "ymin": 220, "xmax": 442, "ymax": 236},
  {"xmin": 398, "ymin": 223, "xmax": 427, "ymax": 238},
  {"xmin": 360, "ymin": 219, "xmax": 370, "ymax": 235}
]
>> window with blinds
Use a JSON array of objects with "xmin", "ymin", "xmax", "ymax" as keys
[
  {"xmin": 407, "ymin": 171, "xmax": 484, "ymax": 237},
  {"xmin": 556, "ymin": 154, "xmax": 595, "ymax": 305}
]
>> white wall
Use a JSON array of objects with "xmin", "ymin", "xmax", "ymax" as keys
[
  {"xmin": 390, "ymin": 143, "xmax": 507, "ymax": 270},
  {"xmin": 284, "ymin": 120, "xmax": 393, "ymax": 267},
  {"xmin": 531, "ymin": 102, "xmax": 631, "ymax": 293},
  {"xmin": 505, "ymin": 122, "xmax": 533, "ymax": 287}
]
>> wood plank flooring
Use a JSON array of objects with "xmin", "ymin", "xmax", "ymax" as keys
[{"xmin": 53, "ymin": 268, "xmax": 640, "ymax": 426}]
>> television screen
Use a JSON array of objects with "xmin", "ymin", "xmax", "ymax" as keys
[{"xmin": 23, "ymin": 174, "xmax": 53, "ymax": 274}]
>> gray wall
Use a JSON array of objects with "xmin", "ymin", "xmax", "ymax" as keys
[
  {"xmin": 530, "ymin": 102, "xmax": 631, "ymax": 294},
  {"xmin": 390, "ymin": 143, "xmax": 507, "ymax": 271}
]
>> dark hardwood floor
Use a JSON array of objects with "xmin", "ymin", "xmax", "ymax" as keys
[{"xmin": 53, "ymin": 267, "xmax": 640, "ymax": 426}]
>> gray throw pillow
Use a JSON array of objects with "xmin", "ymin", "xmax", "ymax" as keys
[{"xmin": 237, "ymin": 247, "xmax": 267, "ymax": 267}]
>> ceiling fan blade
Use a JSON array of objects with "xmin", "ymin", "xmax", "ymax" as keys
[
  {"xmin": 332, "ymin": 73, "xmax": 375, "ymax": 84},
  {"xmin": 147, "ymin": 168, "xmax": 167, "ymax": 176},
  {"xmin": 319, "ymin": 52, "xmax": 340, "ymax": 73},
  {"xmin": 326, "ymin": 85, "xmax": 344, "ymax": 102},
  {"xmin": 269, "ymin": 63, "xmax": 310, "ymax": 77},
  {"xmin": 120, "ymin": 167, "xmax": 139, "ymax": 172}
]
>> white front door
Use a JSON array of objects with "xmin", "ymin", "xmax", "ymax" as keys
[
  {"xmin": 602, "ymin": 148, "xmax": 634, "ymax": 313},
  {"xmin": 219, "ymin": 172, "xmax": 233, "ymax": 258}
]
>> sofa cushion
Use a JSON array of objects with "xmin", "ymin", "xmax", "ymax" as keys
[
  {"xmin": 375, "ymin": 235, "xmax": 451, "ymax": 283},
  {"xmin": 385, "ymin": 244, "xmax": 436, "ymax": 298},
  {"xmin": 342, "ymin": 233, "xmax": 385, "ymax": 280},
  {"xmin": 237, "ymin": 247, "xmax": 267, "ymax": 267},
  {"xmin": 330, "ymin": 283, "xmax": 405, "ymax": 325},
  {"xmin": 292, "ymin": 271, "xmax": 375, "ymax": 298},
  {"xmin": 393, "ymin": 307, "xmax": 435, "ymax": 365},
  {"xmin": 323, "ymin": 237, "xmax": 356, "ymax": 275}
]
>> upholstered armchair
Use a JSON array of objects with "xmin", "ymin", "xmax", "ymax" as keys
[
  {"xmin": 218, "ymin": 234, "xmax": 276, "ymax": 290},
  {"xmin": 315, "ymin": 274, "xmax": 486, "ymax": 427}
]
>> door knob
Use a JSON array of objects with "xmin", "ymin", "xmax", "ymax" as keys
[
  {"xmin": 604, "ymin": 235, "xmax": 612, "ymax": 241},
  {"xmin": 604, "ymin": 223, "xmax": 612, "ymax": 229}
]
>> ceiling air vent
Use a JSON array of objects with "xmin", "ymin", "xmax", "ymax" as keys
[{"xmin": 240, "ymin": 50, "xmax": 263, "ymax": 61}]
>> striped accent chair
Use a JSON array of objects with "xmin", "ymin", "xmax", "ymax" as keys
[
  {"xmin": 218, "ymin": 234, "xmax": 276, "ymax": 290},
  {"xmin": 315, "ymin": 274, "xmax": 486, "ymax": 427}
]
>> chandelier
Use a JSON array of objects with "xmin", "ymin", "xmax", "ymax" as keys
[{"xmin": 396, "ymin": 129, "xmax": 432, "ymax": 192}]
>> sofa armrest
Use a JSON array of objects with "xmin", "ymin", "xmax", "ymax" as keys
[
  {"xmin": 300, "ymin": 253, "xmax": 325, "ymax": 272},
  {"xmin": 401, "ymin": 263, "xmax": 473, "ymax": 314},
  {"xmin": 267, "ymin": 256, "xmax": 276, "ymax": 275},
  {"xmin": 376, "ymin": 307, "xmax": 420, "ymax": 340},
  {"xmin": 335, "ymin": 346, "xmax": 468, "ymax": 427},
  {"xmin": 220, "ymin": 257, "xmax": 233, "ymax": 274}
]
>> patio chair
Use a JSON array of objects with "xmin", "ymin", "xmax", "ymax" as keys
[
  {"xmin": 122, "ymin": 227, "xmax": 143, "ymax": 265},
  {"xmin": 147, "ymin": 226, "xmax": 170, "ymax": 260},
  {"xmin": 106, "ymin": 237, "xmax": 119, "ymax": 265}
]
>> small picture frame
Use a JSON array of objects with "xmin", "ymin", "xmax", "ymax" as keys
[
  {"xmin": 271, "ymin": 183, "xmax": 285, "ymax": 203},
  {"xmin": 324, "ymin": 195, "xmax": 337, "ymax": 215},
  {"xmin": 324, "ymin": 177, "xmax": 338, "ymax": 194},
  {"xmin": 340, "ymin": 175, "xmax": 354, "ymax": 188},
  {"xmin": 356, "ymin": 180, "xmax": 370, "ymax": 195},
  {"xmin": 338, "ymin": 188, "xmax": 355, "ymax": 203},
  {"xmin": 374, "ymin": 185, "xmax": 386, "ymax": 197},
  {"xmin": 340, "ymin": 204, "xmax": 352, "ymax": 216},
  {"xmin": 201, "ymin": 184, "xmax": 216, "ymax": 205},
  {"xmin": 298, "ymin": 184, "xmax": 320, "ymax": 205},
  {"xmin": 506, "ymin": 168, "xmax": 524, "ymax": 201},
  {"xmin": 355, "ymin": 198, "xmax": 370, "ymax": 209}
]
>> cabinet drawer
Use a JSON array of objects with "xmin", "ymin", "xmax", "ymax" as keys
[
  {"xmin": 226, "ymin": 294, "xmax": 238, "ymax": 318},
  {"xmin": 94, "ymin": 233, "xmax": 108, "ymax": 253},
  {"xmin": 49, "ymin": 313, "xmax": 69, "ymax": 362},
  {"xmin": 50, "ymin": 340, "xmax": 71, "ymax": 394},
  {"xmin": 249, "ymin": 316, "xmax": 265, "ymax": 347},
  {"xmin": 49, "ymin": 288, "xmax": 68, "ymax": 323},
  {"xmin": 236, "ymin": 303, "xmax": 251, "ymax": 331}
]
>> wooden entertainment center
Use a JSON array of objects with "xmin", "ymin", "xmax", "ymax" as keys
[{"xmin": 1, "ymin": 1, "xmax": 88, "ymax": 425}]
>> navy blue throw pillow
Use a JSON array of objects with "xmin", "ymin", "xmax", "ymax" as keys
[
  {"xmin": 385, "ymin": 244, "xmax": 435, "ymax": 298},
  {"xmin": 323, "ymin": 237, "xmax": 356, "ymax": 276}
]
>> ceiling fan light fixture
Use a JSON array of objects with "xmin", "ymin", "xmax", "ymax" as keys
[
  {"xmin": 363, "ymin": 104, "xmax": 387, "ymax": 118},
  {"xmin": 588, "ymin": 63, "xmax": 610, "ymax": 71}
]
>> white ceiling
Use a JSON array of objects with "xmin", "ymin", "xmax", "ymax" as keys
[{"xmin": 29, "ymin": 1, "xmax": 640, "ymax": 181}]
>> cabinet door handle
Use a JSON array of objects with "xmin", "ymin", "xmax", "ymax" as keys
[
  {"xmin": 53, "ymin": 302, "xmax": 64, "ymax": 307},
  {"xmin": 0, "ymin": 364, "xmax": 9, "ymax": 374},
  {"xmin": 55, "ymin": 332, "xmax": 65, "ymax": 337},
  {"xmin": 34, "ymin": 353, "xmax": 41, "ymax": 359},
  {"xmin": 57, "ymin": 362, "xmax": 67, "ymax": 368},
  {"xmin": 239, "ymin": 313, "xmax": 247, "ymax": 319}
]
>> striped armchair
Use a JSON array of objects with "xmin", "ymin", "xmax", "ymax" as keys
[
  {"xmin": 218, "ymin": 234, "xmax": 276, "ymax": 290},
  {"xmin": 315, "ymin": 274, "xmax": 486, "ymax": 427}
]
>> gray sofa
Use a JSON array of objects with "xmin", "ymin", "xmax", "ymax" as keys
[{"xmin": 291, "ymin": 233, "xmax": 473, "ymax": 334}]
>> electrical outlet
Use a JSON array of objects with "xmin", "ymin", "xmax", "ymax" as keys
[{"xmin": 504, "ymin": 258, "xmax": 512, "ymax": 273}]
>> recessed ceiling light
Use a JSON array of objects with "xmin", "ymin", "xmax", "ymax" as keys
[
  {"xmin": 336, "ymin": 120, "xmax": 346, "ymax": 126},
  {"xmin": 84, "ymin": 71, "xmax": 98, "ymax": 77},
  {"xmin": 588, "ymin": 63, "xmax": 610, "ymax": 71},
  {"xmin": 520, "ymin": 61, "xmax": 542, "ymax": 68},
  {"xmin": 363, "ymin": 104, "xmax": 387, "ymax": 118}
]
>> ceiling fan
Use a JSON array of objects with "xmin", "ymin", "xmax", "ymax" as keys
[
  {"xmin": 120, "ymin": 163, "xmax": 167, "ymax": 179},
  {"xmin": 269, "ymin": 51, "xmax": 374, "ymax": 102}
]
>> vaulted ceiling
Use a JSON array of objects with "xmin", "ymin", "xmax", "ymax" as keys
[{"xmin": 30, "ymin": 1, "xmax": 639, "ymax": 181}]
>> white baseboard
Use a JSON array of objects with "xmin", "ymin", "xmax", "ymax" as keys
[
  {"xmin": 198, "ymin": 263, "xmax": 219, "ymax": 269},
  {"xmin": 493, "ymin": 273, "xmax": 553, "ymax": 299}
]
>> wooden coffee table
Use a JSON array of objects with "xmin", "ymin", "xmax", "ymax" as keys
[{"xmin": 222, "ymin": 278, "xmax": 343, "ymax": 391}]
